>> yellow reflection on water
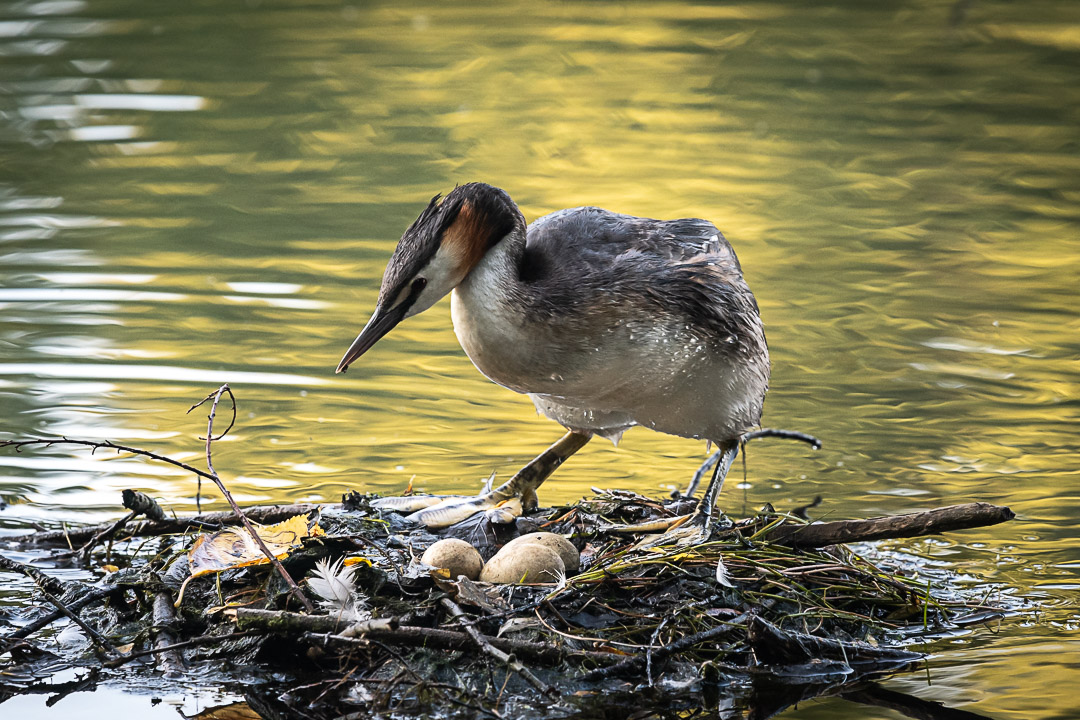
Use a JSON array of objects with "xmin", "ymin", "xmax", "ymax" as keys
[{"xmin": 2, "ymin": 0, "xmax": 1080, "ymax": 717}]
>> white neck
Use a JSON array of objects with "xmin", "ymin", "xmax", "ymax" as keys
[{"xmin": 449, "ymin": 228, "xmax": 532, "ymax": 391}]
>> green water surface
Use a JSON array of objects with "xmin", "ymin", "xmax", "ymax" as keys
[{"xmin": 1, "ymin": 1, "xmax": 1078, "ymax": 717}]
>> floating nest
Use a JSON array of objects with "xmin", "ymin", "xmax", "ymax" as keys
[{"xmin": 0, "ymin": 483, "xmax": 1017, "ymax": 720}]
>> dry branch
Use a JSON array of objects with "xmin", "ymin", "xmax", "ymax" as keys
[
  {"xmin": 78, "ymin": 511, "xmax": 135, "ymax": 564},
  {"xmin": 188, "ymin": 384, "xmax": 313, "ymax": 612},
  {"xmin": 766, "ymin": 503, "xmax": 1014, "ymax": 549},
  {"xmin": 152, "ymin": 590, "xmax": 185, "ymax": 676},
  {"xmin": 2, "ymin": 389, "xmax": 314, "ymax": 613},
  {"xmin": 9, "ymin": 504, "xmax": 319, "ymax": 546},
  {"xmin": 2, "ymin": 585, "xmax": 117, "ymax": 646},
  {"xmin": 35, "ymin": 582, "xmax": 122, "ymax": 660},
  {"xmin": 105, "ymin": 631, "xmax": 255, "ymax": 669},
  {"xmin": 0, "ymin": 553, "xmax": 72, "ymax": 597}
]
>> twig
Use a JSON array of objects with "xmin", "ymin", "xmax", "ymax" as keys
[
  {"xmin": 645, "ymin": 613, "xmax": 671, "ymax": 685},
  {"xmin": 77, "ymin": 490, "xmax": 166, "ymax": 564},
  {"xmin": 1, "ymin": 585, "xmax": 117, "ymax": 647},
  {"xmin": 441, "ymin": 597, "xmax": 557, "ymax": 698},
  {"xmin": 78, "ymin": 511, "xmax": 135, "ymax": 565},
  {"xmin": 580, "ymin": 613, "xmax": 749, "ymax": 682},
  {"xmin": 766, "ymin": 503, "xmax": 1015, "ymax": 548},
  {"xmin": 0, "ymin": 389, "xmax": 316, "ymax": 613},
  {"xmin": 306, "ymin": 628, "xmax": 597, "ymax": 672},
  {"xmin": 189, "ymin": 384, "xmax": 313, "ymax": 613},
  {"xmin": 10, "ymin": 504, "xmax": 319, "ymax": 547},
  {"xmin": 0, "ymin": 437, "xmax": 219, "ymax": 485},
  {"xmin": 0, "ymin": 553, "xmax": 72, "ymax": 597},
  {"xmin": 187, "ymin": 385, "xmax": 237, "ymax": 511},
  {"xmin": 188, "ymin": 385, "xmax": 238, "ymax": 441},
  {"xmin": 33, "ymin": 581, "xmax": 122, "ymax": 660}
]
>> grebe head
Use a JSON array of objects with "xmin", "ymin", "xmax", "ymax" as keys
[{"xmin": 337, "ymin": 182, "xmax": 522, "ymax": 373}]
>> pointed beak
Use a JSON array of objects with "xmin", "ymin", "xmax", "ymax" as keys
[{"xmin": 336, "ymin": 303, "xmax": 408, "ymax": 373}]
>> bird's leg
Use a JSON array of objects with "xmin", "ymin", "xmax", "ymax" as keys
[
  {"xmin": 742, "ymin": 427, "xmax": 821, "ymax": 448},
  {"xmin": 489, "ymin": 430, "xmax": 591, "ymax": 511},
  {"xmin": 687, "ymin": 439, "xmax": 739, "ymax": 529},
  {"xmin": 374, "ymin": 430, "xmax": 592, "ymax": 529},
  {"xmin": 682, "ymin": 448, "xmax": 722, "ymax": 499},
  {"xmin": 621, "ymin": 440, "xmax": 739, "ymax": 548},
  {"xmin": 680, "ymin": 427, "xmax": 820, "ymax": 498}
]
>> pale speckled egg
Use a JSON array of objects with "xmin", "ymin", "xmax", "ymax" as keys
[
  {"xmin": 479, "ymin": 544, "xmax": 565, "ymax": 585},
  {"xmin": 421, "ymin": 538, "xmax": 483, "ymax": 581},
  {"xmin": 499, "ymin": 532, "xmax": 580, "ymax": 575}
]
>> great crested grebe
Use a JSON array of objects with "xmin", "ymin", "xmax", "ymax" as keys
[{"xmin": 337, "ymin": 182, "xmax": 801, "ymax": 543}]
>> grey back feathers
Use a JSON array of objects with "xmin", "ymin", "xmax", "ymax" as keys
[{"xmin": 520, "ymin": 207, "xmax": 765, "ymax": 355}]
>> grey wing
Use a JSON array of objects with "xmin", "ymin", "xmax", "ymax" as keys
[
  {"xmin": 527, "ymin": 206, "xmax": 740, "ymax": 269},
  {"xmin": 520, "ymin": 207, "xmax": 769, "ymax": 439},
  {"xmin": 523, "ymin": 207, "xmax": 760, "ymax": 345}
]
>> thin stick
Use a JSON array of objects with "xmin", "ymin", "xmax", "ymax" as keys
[
  {"xmin": 0, "ymin": 437, "xmax": 218, "ymax": 483},
  {"xmin": 580, "ymin": 613, "xmax": 749, "ymax": 682},
  {"xmin": 79, "ymin": 511, "xmax": 135, "ymax": 565},
  {"xmin": 1, "ymin": 585, "xmax": 116, "ymax": 647},
  {"xmin": 645, "ymin": 614, "xmax": 670, "ymax": 685},
  {"xmin": 187, "ymin": 385, "xmax": 237, "ymax": 511},
  {"xmin": 10, "ymin": 504, "xmax": 319, "ymax": 547},
  {"xmin": 188, "ymin": 385, "xmax": 238, "ymax": 442},
  {"xmin": 441, "ymin": 597, "xmax": 557, "ymax": 697},
  {"xmin": 194, "ymin": 384, "xmax": 313, "ymax": 613},
  {"xmin": 237, "ymin": 608, "xmax": 614, "ymax": 665},
  {"xmin": 0, "ymin": 553, "xmax": 71, "ymax": 597},
  {"xmin": 34, "ymin": 581, "xmax": 122, "ymax": 660}
]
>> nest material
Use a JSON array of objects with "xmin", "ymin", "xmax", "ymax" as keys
[{"xmin": 0, "ymin": 490, "xmax": 1015, "ymax": 720}]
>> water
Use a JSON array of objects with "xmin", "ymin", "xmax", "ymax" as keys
[{"xmin": 1, "ymin": 0, "xmax": 1078, "ymax": 716}]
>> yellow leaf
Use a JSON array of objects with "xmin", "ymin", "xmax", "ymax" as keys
[
  {"xmin": 187, "ymin": 514, "xmax": 320, "ymax": 579},
  {"xmin": 342, "ymin": 556, "xmax": 372, "ymax": 567},
  {"xmin": 101, "ymin": 564, "xmax": 120, "ymax": 573}
]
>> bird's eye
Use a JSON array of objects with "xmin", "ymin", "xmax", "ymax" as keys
[{"xmin": 412, "ymin": 278, "xmax": 427, "ymax": 293}]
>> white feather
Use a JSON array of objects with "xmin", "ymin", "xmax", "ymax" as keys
[
  {"xmin": 715, "ymin": 556, "xmax": 735, "ymax": 588},
  {"xmin": 308, "ymin": 557, "xmax": 368, "ymax": 619}
]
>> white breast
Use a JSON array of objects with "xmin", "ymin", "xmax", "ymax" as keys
[{"xmin": 450, "ymin": 235, "xmax": 768, "ymax": 443}]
